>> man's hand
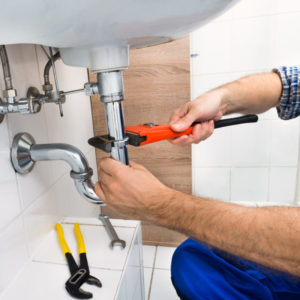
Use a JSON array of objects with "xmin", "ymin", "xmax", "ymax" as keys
[
  {"xmin": 95, "ymin": 158, "xmax": 173, "ymax": 221},
  {"xmin": 169, "ymin": 72, "xmax": 283, "ymax": 146},
  {"xmin": 169, "ymin": 89, "xmax": 226, "ymax": 146}
]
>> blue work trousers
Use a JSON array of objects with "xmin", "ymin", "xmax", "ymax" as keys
[{"xmin": 171, "ymin": 239, "xmax": 300, "ymax": 300}]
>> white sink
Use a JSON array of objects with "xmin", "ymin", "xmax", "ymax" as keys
[{"xmin": 0, "ymin": 0, "xmax": 238, "ymax": 70}]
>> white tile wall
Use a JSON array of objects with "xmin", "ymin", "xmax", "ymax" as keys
[
  {"xmin": 269, "ymin": 167, "xmax": 297, "ymax": 204},
  {"xmin": 231, "ymin": 168, "xmax": 269, "ymax": 203},
  {"xmin": 191, "ymin": 0, "xmax": 300, "ymax": 205},
  {"xmin": 0, "ymin": 44, "xmax": 99, "ymax": 294},
  {"xmin": 150, "ymin": 269, "xmax": 179, "ymax": 300},
  {"xmin": 0, "ymin": 217, "xmax": 28, "ymax": 292},
  {"xmin": 193, "ymin": 167, "xmax": 231, "ymax": 201}
]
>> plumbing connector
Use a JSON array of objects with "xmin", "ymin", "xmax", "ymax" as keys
[
  {"xmin": 42, "ymin": 83, "xmax": 53, "ymax": 93},
  {"xmin": 3, "ymin": 88, "xmax": 17, "ymax": 104},
  {"xmin": 10, "ymin": 132, "xmax": 104, "ymax": 205},
  {"xmin": 84, "ymin": 82, "xmax": 99, "ymax": 96},
  {"xmin": 3, "ymin": 88, "xmax": 17, "ymax": 99}
]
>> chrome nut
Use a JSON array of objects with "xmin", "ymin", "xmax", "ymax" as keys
[
  {"xmin": 3, "ymin": 89, "xmax": 17, "ymax": 99},
  {"xmin": 84, "ymin": 82, "xmax": 99, "ymax": 96},
  {"xmin": 42, "ymin": 83, "xmax": 53, "ymax": 92}
]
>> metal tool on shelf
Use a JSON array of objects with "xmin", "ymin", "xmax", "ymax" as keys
[{"xmin": 99, "ymin": 214, "xmax": 126, "ymax": 249}]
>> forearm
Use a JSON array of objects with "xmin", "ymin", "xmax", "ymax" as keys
[
  {"xmin": 216, "ymin": 72, "xmax": 283, "ymax": 115},
  {"xmin": 157, "ymin": 189, "xmax": 300, "ymax": 276}
]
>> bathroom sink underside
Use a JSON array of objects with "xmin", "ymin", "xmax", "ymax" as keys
[
  {"xmin": 0, "ymin": 0, "xmax": 238, "ymax": 70},
  {"xmin": 0, "ymin": 0, "xmax": 236, "ymax": 49}
]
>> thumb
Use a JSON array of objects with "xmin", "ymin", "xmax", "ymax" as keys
[{"xmin": 171, "ymin": 112, "xmax": 195, "ymax": 132}]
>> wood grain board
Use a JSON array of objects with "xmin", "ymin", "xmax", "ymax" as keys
[{"xmin": 90, "ymin": 37, "xmax": 191, "ymax": 246}]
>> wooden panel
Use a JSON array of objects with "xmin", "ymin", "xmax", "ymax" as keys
[{"xmin": 90, "ymin": 37, "xmax": 190, "ymax": 246}]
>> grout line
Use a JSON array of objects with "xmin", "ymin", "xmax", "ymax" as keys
[
  {"xmin": 229, "ymin": 127, "xmax": 232, "ymax": 202},
  {"xmin": 147, "ymin": 246, "xmax": 157, "ymax": 300},
  {"xmin": 152, "ymin": 267, "xmax": 172, "ymax": 271},
  {"xmin": 266, "ymin": 120, "xmax": 273, "ymax": 202},
  {"xmin": 192, "ymin": 165, "xmax": 297, "ymax": 169},
  {"xmin": 32, "ymin": 259, "xmax": 124, "ymax": 272},
  {"xmin": 190, "ymin": 68, "xmax": 272, "ymax": 78},
  {"xmin": 294, "ymin": 120, "xmax": 300, "ymax": 204}
]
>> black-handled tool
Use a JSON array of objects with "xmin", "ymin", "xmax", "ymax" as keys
[
  {"xmin": 56, "ymin": 223, "xmax": 102, "ymax": 299},
  {"xmin": 88, "ymin": 114, "xmax": 258, "ymax": 150},
  {"xmin": 211, "ymin": 114, "xmax": 258, "ymax": 129}
]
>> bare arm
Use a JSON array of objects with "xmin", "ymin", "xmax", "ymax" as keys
[
  {"xmin": 169, "ymin": 72, "xmax": 283, "ymax": 145},
  {"xmin": 159, "ymin": 190, "xmax": 300, "ymax": 277},
  {"xmin": 220, "ymin": 72, "xmax": 282, "ymax": 115},
  {"xmin": 95, "ymin": 158, "xmax": 300, "ymax": 277}
]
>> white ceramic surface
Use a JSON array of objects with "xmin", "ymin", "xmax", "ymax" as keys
[
  {"xmin": 33, "ymin": 223, "xmax": 136, "ymax": 270},
  {"xmin": 150, "ymin": 269, "xmax": 179, "ymax": 300},
  {"xmin": 142, "ymin": 245, "xmax": 156, "ymax": 268},
  {"xmin": 144, "ymin": 268, "xmax": 153, "ymax": 299},
  {"xmin": 269, "ymin": 167, "xmax": 297, "ymax": 204},
  {"xmin": 193, "ymin": 167, "xmax": 230, "ymax": 201},
  {"xmin": 0, "ymin": 0, "xmax": 238, "ymax": 70},
  {"xmin": 154, "ymin": 246, "xmax": 176, "ymax": 270},
  {"xmin": 231, "ymin": 168, "xmax": 269, "ymax": 203},
  {"xmin": 2, "ymin": 218, "xmax": 143, "ymax": 300},
  {"xmin": 2, "ymin": 262, "xmax": 123, "ymax": 300},
  {"xmin": 0, "ymin": 217, "xmax": 28, "ymax": 294}
]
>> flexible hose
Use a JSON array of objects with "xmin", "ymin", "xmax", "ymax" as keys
[
  {"xmin": 0, "ymin": 45, "xmax": 13, "ymax": 90},
  {"xmin": 44, "ymin": 51, "xmax": 60, "ymax": 85}
]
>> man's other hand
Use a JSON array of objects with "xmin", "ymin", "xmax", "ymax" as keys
[{"xmin": 95, "ymin": 158, "xmax": 173, "ymax": 221}]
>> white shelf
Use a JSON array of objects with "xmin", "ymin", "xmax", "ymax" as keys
[{"xmin": 2, "ymin": 218, "xmax": 144, "ymax": 300}]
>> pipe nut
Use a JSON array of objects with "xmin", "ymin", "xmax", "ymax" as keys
[
  {"xmin": 3, "ymin": 89, "xmax": 17, "ymax": 99},
  {"xmin": 84, "ymin": 82, "xmax": 99, "ymax": 96},
  {"xmin": 70, "ymin": 168, "xmax": 93, "ymax": 180},
  {"xmin": 42, "ymin": 83, "xmax": 53, "ymax": 92}
]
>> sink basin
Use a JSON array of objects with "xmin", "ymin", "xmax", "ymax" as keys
[{"xmin": 0, "ymin": 0, "xmax": 238, "ymax": 70}]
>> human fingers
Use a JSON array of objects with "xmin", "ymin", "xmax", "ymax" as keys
[
  {"xmin": 170, "ymin": 121, "xmax": 214, "ymax": 146},
  {"xmin": 169, "ymin": 104, "xmax": 189, "ymax": 125},
  {"xmin": 99, "ymin": 157, "xmax": 127, "ymax": 177},
  {"xmin": 191, "ymin": 121, "xmax": 214, "ymax": 144},
  {"xmin": 170, "ymin": 108, "xmax": 198, "ymax": 132},
  {"xmin": 129, "ymin": 160, "xmax": 146, "ymax": 170},
  {"xmin": 94, "ymin": 182, "xmax": 107, "ymax": 201},
  {"xmin": 98, "ymin": 168, "xmax": 113, "ymax": 186}
]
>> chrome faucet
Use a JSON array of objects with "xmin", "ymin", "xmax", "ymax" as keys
[{"xmin": 10, "ymin": 132, "xmax": 103, "ymax": 205}]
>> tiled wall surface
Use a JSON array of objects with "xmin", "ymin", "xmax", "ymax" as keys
[
  {"xmin": 191, "ymin": 0, "xmax": 300, "ymax": 206},
  {"xmin": 0, "ymin": 45, "xmax": 99, "ymax": 294}
]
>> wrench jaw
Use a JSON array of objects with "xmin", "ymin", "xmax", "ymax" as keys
[
  {"xmin": 99, "ymin": 214, "xmax": 127, "ymax": 249},
  {"xmin": 86, "ymin": 275, "xmax": 102, "ymax": 287},
  {"xmin": 65, "ymin": 268, "xmax": 93, "ymax": 299},
  {"xmin": 110, "ymin": 240, "xmax": 126, "ymax": 249}
]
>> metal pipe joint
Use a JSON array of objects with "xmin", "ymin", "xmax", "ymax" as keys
[
  {"xmin": 92, "ymin": 70, "xmax": 129, "ymax": 165},
  {"xmin": 10, "ymin": 133, "xmax": 104, "ymax": 205}
]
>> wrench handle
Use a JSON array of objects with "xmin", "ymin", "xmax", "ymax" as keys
[{"xmin": 99, "ymin": 214, "xmax": 119, "ymax": 241}]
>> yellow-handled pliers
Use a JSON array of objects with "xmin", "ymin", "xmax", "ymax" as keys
[{"xmin": 56, "ymin": 223, "xmax": 102, "ymax": 299}]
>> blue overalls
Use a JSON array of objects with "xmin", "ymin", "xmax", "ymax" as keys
[{"xmin": 171, "ymin": 238, "xmax": 300, "ymax": 299}]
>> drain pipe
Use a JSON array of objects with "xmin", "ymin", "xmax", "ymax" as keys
[
  {"xmin": 10, "ymin": 132, "xmax": 103, "ymax": 205},
  {"xmin": 0, "ymin": 45, "xmax": 13, "ymax": 90}
]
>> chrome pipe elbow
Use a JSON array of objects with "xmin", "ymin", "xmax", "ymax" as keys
[{"xmin": 10, "ymin": 132, "xmax": 104, "ymax": 205}]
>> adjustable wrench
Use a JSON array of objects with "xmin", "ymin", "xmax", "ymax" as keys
[{"xmin": 99, "ymin": 214, "xmax": 126, "ymax": 249}]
